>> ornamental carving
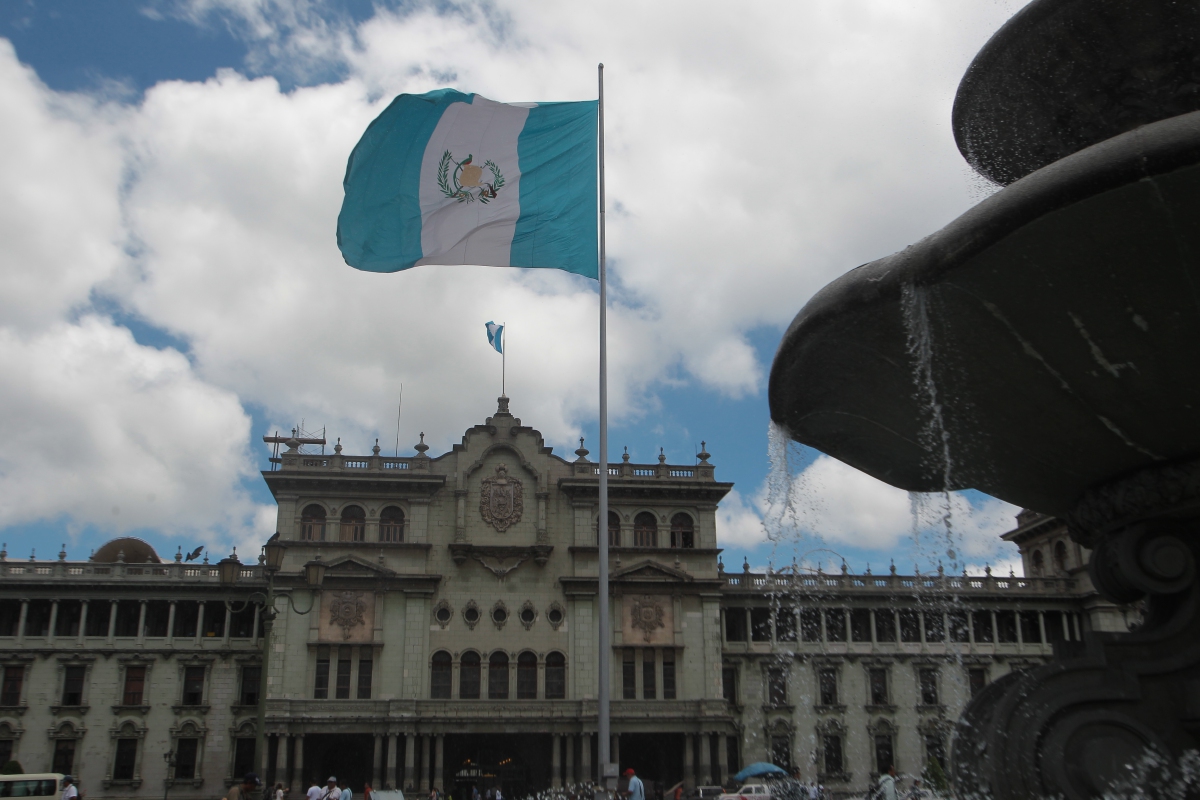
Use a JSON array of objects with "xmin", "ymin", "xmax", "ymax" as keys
[
  {"xmin": 480, "ymin": 464, "xmax": 524, "ymax": 532},
  {"xmin": 328, "ymin": 591, "xmax": 367, "ymax": 640},
  {"xmin": 630, "ymin": 596, "xmax": 665, "ymax": 642}
]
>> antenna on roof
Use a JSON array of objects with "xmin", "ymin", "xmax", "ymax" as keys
[{"xmin": 394, "ymin": 384, "xmax": 404, "ymax": 458}]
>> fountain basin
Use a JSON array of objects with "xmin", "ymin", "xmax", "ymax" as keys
[
  {"xmin": 768, "ymin": 109, "xmax": 1200, "ymax": 516},
  {"xmin": 954, "ymin": 0, "xmax": 1200, "ymax": 185}
]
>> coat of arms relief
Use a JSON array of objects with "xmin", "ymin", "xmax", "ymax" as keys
[
  {"xmin": 329, "ymin": 591, "xmax": 367, "ymax": 640},
  {"xmin": 480, "ymin": 463, "xmax": 523, "ymax": 532},
  {"xmin": 630, "ymin": 596, "xmax": 666, "ymax": 642}
]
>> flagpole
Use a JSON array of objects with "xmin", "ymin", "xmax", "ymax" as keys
[
  {"xmin": 502, "ymin": 321, "xmax": 506, "ymax": 397},
  {"xmin": 596, "ymin": 61, "xmax": 612, "ymax": 795}
]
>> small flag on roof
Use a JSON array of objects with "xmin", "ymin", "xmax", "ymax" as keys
[
  {"xmin": 485, "ymin": 321, "xmax": 504, "ymax": 354},
  {"xmin": 337, "ymin": 89, "xmax": 598, "ymax": 279}
]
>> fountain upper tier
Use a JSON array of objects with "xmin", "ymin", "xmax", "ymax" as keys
[
  {"xmin": 768, "ymin": 110, "xmax": 1200, "ymax": 517},
  {"xmin": 954, "ymin": 0, "xmax": 1200, "ymax": 186}
]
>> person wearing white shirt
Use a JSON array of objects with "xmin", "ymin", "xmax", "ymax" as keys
[
  {"xmin": 60, "ymin": 776, "xmax": 78, "ymax": 800},
  {"xmin": 308, "ymin": 782, "xmax": 323, "ymax": 800}
]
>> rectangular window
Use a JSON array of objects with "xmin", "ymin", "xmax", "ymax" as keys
[
  {"xmin": 54, "ymin": 601, "xmax": 82, "ymax": 638},
  {"xmin": 335, "ymin": 650, "xmax": 352, "ymax": 699},
  {"xmin": 722, "ymin": 665, "xmax": 737, "ymax": 703},
  {"xmin": 770, "ymin": 736, "xmax": 791, "ymax": 772},
  {"xmin": 357, "ymin": 655, "xmax": 373, "ymax": 699},
  {"xmin": 850, "ymin": 609, "xmax": 872, "ymax": 642},
  {"xmin": 924, "ymin": 611, "xmax": 945, "ymax": 642},
  {"xmin": 874, "ymin": 610, "xmax": 896, "ymax": 643},
  {"xmin": 622, "ymin": 649, "xmax": 636, "ymax": 700},
  {"xmin": 122, "ymin": 666, "xmax": 146, "ymax": 706},
  {"xmin": 113, "ymin": 738, "xmax": 139, "ymax": 780},
  {"xmin": 182, "ymin": 666, "xmax": 205, "ymax": 705},
  {"xmin": 0, "ymin": 601, "xmax": 20, "ymax": 637},
  {"xmin": 1020, "ymin": 611, "xmax": 1043, "ymax": 643},
  {"xmin": 84, "ymin": 600, "xmax": 112, "ymax": 637},
  {"xmin": 240, "ymin": 666, "xmax": 261, "ymax": 706},
  {"xmin": 874, "ymin": 734, "xmax": 894, "ymax": 774},
  {"xmin": 24, "ymin": 601, "xmax": 51, "ymax": 637},
  {"xmin": 233, "ymin": 738, "xmax": 256, "ymax": 779},
  {"xmin": 228, "ymin": 606, "xmax": 255, "ymax": 639},
  {"xmin": 925, "ymin": 733, "xmax": 946, "ymax": 769},
  {"xmin": 545, "ymin": 656, "xmax": 566, "ymax": 700},
  {"xmin": 171, "ymin": 602, "xmax": 198, "ymax": 639},
  {"xmin": 750, "ymin": 608, "xmax": 772, "ymax": 642},
  {"xmin": 775, "ymin": 610, "xmax": 797, "ymax": 642},
  {"xmin": 662, "ymin": 650, "xmax": 676, "ymax": 699},
  {"xmin": 767, "ymin": 668, "xmax": 787, "ymax": 707},
  {"xmin": 973, "ymin": 611, "xmax": 995, "ymax": 643},
  {"xmin": 52, "ymin": 739, "xmax": 76, "ymax": 775},
  {"xmin": 919, "ymin": 668, "xmax": 940, "ymax": 706},
  {"xmin": 0, "ymin": 740, "xmax": 12, "ymax": 766},
  {"xmin": 143, "ymin": 601, "xmax": 170, "ymax": 638},
  {"xmin": 825, "ymin": 608, "xmax": 847, "ymax": 642},
  {"xmin": 487, "ymin": 656, "xmax": 509, "ymax": 700},
  {"xmin": 899, "ymin": 610, "xmax": 921, "ymax": 642},
  {"xmin": 818, "ymin": 668, "xmax": 838, "ymax": 706},
  {"xmin": 174, "ymin": 737, "xmax": 199, "ymax": 780},
  {"xmin": 0, "ymin": 667, "xmax": 22, "ymax": 706},
  {"xmin": 1043, "ymin": 610, "xmax": 1065, "ymax": 643},
  {"xmin": 800, "ymin": 609, "xmax": 822, "ymax": 642},
  {"xmin": 822, "ymin": 735, "xmax": 843, "ymax": 776},
  {"xmin": 724, "ymin": 609, "xmax": 747, "ymax": 642},
  {"xmin": 314, "ymin": 648, "xmax": 330, "ymax": 699},
  {"xmin": 62, "ymin": 665, "xmax": 85, "ymax": 706},
  {"xmin": 996, "ymin": 610, "xmax": 1018, "ymax": 643},
  {"xmin": 868, "ymin": 668, "xmax": 888, "ymax": 705},
  {"xmin": 516, "ymin": 657, "xmax": 537, "ymax": 700},
  {"xmin": 642, "ymin": 652, "xmax": 656, "ymax": 699},
  {"xmin": 459, "ymin": 657, "xmax": 480, "ymax": 699},
  {"xmin": 948, "ymin": 611, "xmax": 970, "ymax": 643},
  {"xmin": 114, "ymin": 600, "xmax": 140, "ymax": 637},
  {"xmin": 202, "ymin": 601, "xmax": 225, "ymax": 638},
  {"xmin": 969, "ymin": 668, "xmax": 988, "ymax": 697}
]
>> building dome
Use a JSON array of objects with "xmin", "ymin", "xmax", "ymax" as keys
[{"xmin": 91, "ymin": 537, "xmax": 162, "ymax": 564}]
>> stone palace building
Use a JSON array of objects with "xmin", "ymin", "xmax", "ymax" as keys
[{"xmin": 0, "ymin": 399, "xmax": 1124, "ymax": 798}]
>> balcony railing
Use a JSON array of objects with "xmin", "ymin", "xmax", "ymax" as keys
[
  {"xmin": 721, "ymin": 570, "xmax": 1074, "ymax": 594},
  {"xmin": 0, "ymin": 561, "xmax": 265, "ymax": 582}
]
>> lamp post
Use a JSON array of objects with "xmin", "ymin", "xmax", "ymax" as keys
[
  {"xmin": 162, "ymin": 749, "xmax": 176, "ymax": 800},
  {"xmin": 220, "ymin": 534, "xmax": 324, "ymax": 797}
]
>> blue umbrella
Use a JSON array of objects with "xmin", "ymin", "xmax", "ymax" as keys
[{"xmin": 732, "ymin": 763, "xmax": 788, "ymax": 783}]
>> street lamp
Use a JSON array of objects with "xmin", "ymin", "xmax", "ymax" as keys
[
  {"xmin": 163, "ymin": 749, "xmax": 176, "ymax": 800},
  {"xmin": 219, "ymin": 534, "xmax": 325, "ymax": 797}
]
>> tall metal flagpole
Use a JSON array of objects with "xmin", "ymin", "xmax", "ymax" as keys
[
  {"xmin": 502, "ymin": 321, "xmax": 506, "ymax": 397},
  {"xmin": 596, "ymin": 62, "xmax": 612, "ymax": 794}
]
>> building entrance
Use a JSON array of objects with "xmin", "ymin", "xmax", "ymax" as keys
[
  {"xmin": 618, "ymin": 734, "xmax": 684, "ymax": 794},
  {"xmin": 302, "ymin": 734, "xmax": 375, "ymax": 794},
  {"xmin": 444, "ymin": 734, "xmax": 552, "ymax": 799}
]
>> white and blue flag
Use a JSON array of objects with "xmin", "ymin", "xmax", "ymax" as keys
[
  {"xmin": 485, "ymin": 321, "xmax": 504, "ymax": 354},
  {"xmin": 338, "ymin": 89, "xmax": 598, "ymax": 279}
]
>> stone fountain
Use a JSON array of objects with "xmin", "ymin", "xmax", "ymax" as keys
[{"xmin": 768, "ymin": 0, "xmax": 1200, "ymax": 797}]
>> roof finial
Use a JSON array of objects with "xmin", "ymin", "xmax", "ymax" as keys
[
  {"xmin": 697, "ymin": 441, "xmax": 710, "ymax": 463},
  {"xmin": 414, "ymin": 432, "xmax": 429, "ymax": 456},
  {"xmin": 59, "ymin": 544, "xmax": 67, "ymax": 562},
  {"xmin": 658, "ymin": 447, "xmax": 667, "ymax": 464},
  {"xmin": 175, "ymin": 546, "xmax": 183, "ymax": 563},
  {"xmin": 889, "ymin": 558, "xmax": 896, "ymax": 575},
  {"xmin": 334, "ymin": 437, "xmax": 343, "ymax": 455},
  {"xmin": 622, "ymin": 446, "xmax": 630, "ymax": 463},
  {"xmin": 574, "ymin": 438, "xmax": 590, "ymax": 463},
  {"xmin": 372, "ymin": 438, "xmax": 381, "ymax": 456}
]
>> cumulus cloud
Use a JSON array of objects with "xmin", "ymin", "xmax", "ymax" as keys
[{"xmin": 715, "ymin": 489, "xmax": 766, "ymax": 548}]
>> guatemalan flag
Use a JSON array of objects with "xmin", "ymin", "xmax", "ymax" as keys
[{"xmin": 337, "ymin": 89, "xmax": 599, "ymax": 279}]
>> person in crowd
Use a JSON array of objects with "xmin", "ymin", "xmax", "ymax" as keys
[
  {"xmin": 622, "ymin": 768, "xmax": 644, "ymax": 800},
  {"xmin": 226, "ymin": 773, "xmax": 262, "ymax": 800},
  {"xmin": 307, "ymin": 781, "xmax": 323, "ymax": 800},
  {"xmin": 59, "ymin": 776, "xmax": 78, "ymax": 800},
  {"xmin": 363, "ymin": 783, "xmax": 373, "ymax": 800},
  {"xmin": 876, "ymin": 766, "xmax": 898, "ymax": 800},
  {"xmin": 339, "ymin": 779, "xmax": 353, "ymax": 800},
  {"xmin": 323, "ymin": 777, "xmax": 341, "ymax": 800}
]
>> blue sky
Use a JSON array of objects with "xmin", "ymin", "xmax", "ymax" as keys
[{"xmin": 0, "ymin": 0, "xmax": 1024, "ymax": 574}]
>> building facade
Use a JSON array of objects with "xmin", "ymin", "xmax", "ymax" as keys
[{"xmin": 0, "ymin": 400, "xmax": 1122, "ymax": 798}]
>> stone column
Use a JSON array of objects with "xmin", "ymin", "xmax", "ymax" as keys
[
  {"xmin": 684, "ymin": 734, "xmax": 695, "ymax": 789},
  {"xmin": 551, "ymin": 734, "xmax": 562, "ymax": 788},
  {"xmin": 293, "ymin": 734, "xmax": 305, "ymax": 788},
  {"xmin": 77, "ymin": 601, "xmax": 88, "ymax": 646},
  {"xmin": 387, "ymin": 734, "xmax": 399, "ymax": 789},
  {"xmin": 252, "ymin": 605, "xmax": 262, "ymax": 645},
  {"xmin": 15, "ymin": 600, "xmax": 27, "ymax": 644},
  {"xmin": 716, "ymin": 733, "xmax": 729, "ymax": 788},
  {"xmin": 165, "ymin": 600, "xmax": 176, "ymax": 645},
  {"xmin": 223, "ymin": 604, "xmax": 233, "ymax": 645},
  {"xmin": 136, "ymin": 600, "xmax": 147, "ymax": 644},
  {"xmin": 611, "ymin": 734, "xmax": 620, "ymax": 770},
  {"xmin": 1038, "ymin": 611, "xmax": 1048, "ymax": 645},
  {"xmin": 278, "ymin": 735, "xmax": 290, "ymax": 789},
  {"xmin": 47, "ymin": 600, "xmax": 59, "ymax": 643},
  {"xmin": 419, "ymin": 735, "xmax": 431, "ymax": 792},
  {"xmin": 581, "ymin": 733, "xmax": 592, "ymax": 783},
  {"xmin": 262, "ymin": 734, "xmax": 272, "ymax": 781},
  {"xmin": 404, "ymin": 734, "xmax": 416, "ymax": 791},
  {"xmin": 698, "ymin": 733, "xmax": 711, "ymax": 786},
  {"xmin": 195, "ymin": 602, "xmax": 205, "ymax": 645},
  {"xmin": 434, "ymin": 734, "xmax": 444, "ymax": 791},
  {"xmin": 107, "ymin": 601, "xmax": 118, "ymax": 644},
  {"xmin": 566, "ymin": 734, "xmax": 576, "ymax": 785},
  {"xmin": 373, "ymin": 734, "xmax": 383, "ymax": 788}
]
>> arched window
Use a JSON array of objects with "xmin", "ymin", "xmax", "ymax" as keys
[
  {"xmin": 301, "ymin": 505, "xmax": 326, "ymax": 541},
  {"xmin": 430, "ymin": 651, "xmax": 451, "ymax": 699},
  {"xmin": 517, "ymin": 652, "xmax": 538, "ymax": 699},
  {"xmin": 634, "ymin": 512, "xmax": 658, "ymax": 548},
  {"xmin": 1054, "ymin": 541, "xmax": 1068, "ymax": 573},
  {"xmin": 607, "ymin": 511, "xmax": 621, "ymax": 547},
  {"xmin": 1031, "ymin": 549, "xmax": 1044, "ymax": 576},
  {"xmin": 340, "ymin": 505, "xmax": 366, "ymax": 542},
  {"xmin": 670, "ymin": 513, "xmax": 695, "ymax": 548},
  {"xmin": 460, "ymin": 652, "xmax": 481, "ymax": 699},
  {"xmin": 380, "ymin": 507, "xmax": 405, "ymax": 543},
  {"xmin": 488, "ymin": 652, "xmax": 509, "ymax": 700},
  {"xmin": 545, "ymin": 652, "xmax": 566, "ymax": 699}
]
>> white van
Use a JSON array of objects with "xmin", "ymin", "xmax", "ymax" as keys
[{"xmin": 0, "ymin": 774, "xmax": 66, "ymax": 797}]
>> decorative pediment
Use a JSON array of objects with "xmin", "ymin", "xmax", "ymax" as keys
[
  {"xmin": 449, "ymin": 544, "xmax": 552, "ymax": 577},
  {"xmin": 611, "ymin": 559, "xmax": 693, "ymax": 582},
  {"xmin": 320, "ymin": 555, "xmax": 395, "ymax": 577}
]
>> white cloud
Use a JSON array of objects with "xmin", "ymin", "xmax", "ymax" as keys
[{"xmin": 715, "ymin": 489, "xmax": 766, "ymax": 548}]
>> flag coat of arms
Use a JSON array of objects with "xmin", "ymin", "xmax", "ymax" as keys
[{"xmin": 337, "ymin": 89, "xmax": 599, "ymax": 279}]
